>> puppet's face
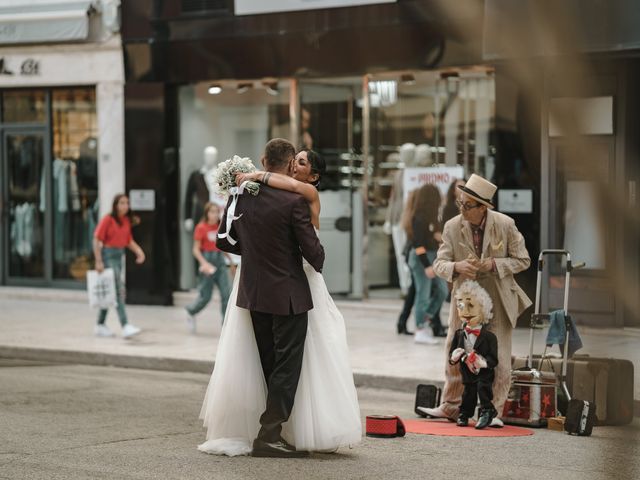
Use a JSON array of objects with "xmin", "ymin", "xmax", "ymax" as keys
[{"xmin": 455, "ymin": 293, "xmax": 484, "ymax": 328}]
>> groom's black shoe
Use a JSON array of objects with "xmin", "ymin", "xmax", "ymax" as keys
[{"xmin": 251, "ymin": 438, "xmax": 309, "ymax": 458}]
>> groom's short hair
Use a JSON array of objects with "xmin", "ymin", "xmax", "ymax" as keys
[{"xmin": 264, "ymin": 138, "xmax": 295, "ymax": 170}]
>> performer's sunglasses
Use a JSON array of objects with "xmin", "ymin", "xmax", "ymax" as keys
[{"xmin": 456, "ymin": 200, "xmax": 483, "ymax": 211}]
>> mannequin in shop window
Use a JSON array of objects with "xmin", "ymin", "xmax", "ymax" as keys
[{"xmin": 184, "ymin": 146, "xmax": 224, "ymax": 232}]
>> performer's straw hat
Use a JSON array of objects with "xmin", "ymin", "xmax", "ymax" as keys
[{"xmin": 457, "ymin": 174, "xmax": 497, "ymax": 209}]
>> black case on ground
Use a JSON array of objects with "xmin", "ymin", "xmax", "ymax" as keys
[
  {"xmin": 564, "ymin": 399, "xmax": 597, "ymax": 436},
  {"xmin": 414, "ymin": 384, "xmax": 442, "ymax": 417}
]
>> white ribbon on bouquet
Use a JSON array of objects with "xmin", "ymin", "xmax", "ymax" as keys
[{"xmin": 217, "ymin": 181, "xmax": 249, "ymax": 246}]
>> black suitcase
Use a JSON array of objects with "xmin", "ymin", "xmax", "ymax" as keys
[
  {"xmin": 414, "ymin": 384, "xmax": 442, "ymax": 417},
  {"xmin": 565, "ymin": 399, "xmax": 597, "ymax": 436}
]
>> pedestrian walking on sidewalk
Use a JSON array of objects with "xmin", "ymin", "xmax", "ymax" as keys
[
  {"xmin": 93, "ymin": 194, "xmax": 145, "ymax": 339},
  {"xmin": 185, "ymin": 202, "xmax": 232, "ymax": 333},
  {"xmin": 403, "ymin": 183, "xmax": 448, "ymax": 345}
]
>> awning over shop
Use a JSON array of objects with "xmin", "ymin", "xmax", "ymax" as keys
[{"xmin": 0, "ymin": 0, "xmax": 97, "ymax": 45}]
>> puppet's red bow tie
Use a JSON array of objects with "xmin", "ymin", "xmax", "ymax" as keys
[{"xmin": 464, "ymin": 326, "xmax": 481, "ymax": 336}]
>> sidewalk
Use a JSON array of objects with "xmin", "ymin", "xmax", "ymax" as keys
[{"xmin": 1, "ymin": 286, "xmax": 639, "ymax": 402}]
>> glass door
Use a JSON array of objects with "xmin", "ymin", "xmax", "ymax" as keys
[
  {"xmin": 299, "ymin": 79, "xmax": 363, "ymax": 295},
  {"xmin": 2, "ymin": 129, "xmax": 49, "ymax": 283}
]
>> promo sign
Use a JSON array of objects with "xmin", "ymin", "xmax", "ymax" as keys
[
  {"xmin": 235, "ymin": 0, "xmax": 396, "ymax": 16},
  {"xmin": 402, "ymin": 166, "xmax": 465, "ymax": 204}
]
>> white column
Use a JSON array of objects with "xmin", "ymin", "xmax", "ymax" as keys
[{"xmin": 96, "ymin": 81, "xmax": 125, "ymax": 217}]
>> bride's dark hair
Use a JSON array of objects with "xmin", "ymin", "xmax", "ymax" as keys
[{"xmin": 299, "ymin": 148, "xmax": 325, "ymax": 189}]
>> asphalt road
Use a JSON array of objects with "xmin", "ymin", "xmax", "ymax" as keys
[{"xmin": 1, "ymin": 360, "xmax": 638, "ymax": 480}]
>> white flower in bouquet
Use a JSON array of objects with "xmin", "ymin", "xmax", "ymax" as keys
[{"xmin": 212, "ymin": 155, "xmax": 260, "ymax": 198}]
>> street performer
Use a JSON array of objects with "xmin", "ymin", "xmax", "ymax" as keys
[{"xmin": 419, "ymin": 174, "xmax": 531, "ymax": 427}]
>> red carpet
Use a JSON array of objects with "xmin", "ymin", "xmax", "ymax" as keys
[{"xmin": 403, "ymin": 418, "xmax": 534, "ymax": 437}]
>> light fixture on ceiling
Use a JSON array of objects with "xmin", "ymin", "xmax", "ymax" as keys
[
  {"xmin": 262, "ymin": 81, "xmax": 279, "ymax": 96},
  {"xmin": 400, "ymin": 73, "xmax": 416, "ymax": 85},
  {"xmin": 237, "ymin": 82, "xmax": 253, "ymax": 94},
  {"xmin": 368, "ymin": 80, "xmax": 398, "ymax": 107},
  {"xmin": 207, "ymin": 84, "xmax": 222, "ymax": 95}
]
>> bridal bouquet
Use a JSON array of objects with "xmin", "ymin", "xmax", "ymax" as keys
[{"xmin": 212, "ymin": 155, "xmax": 260, "ymax": 198}]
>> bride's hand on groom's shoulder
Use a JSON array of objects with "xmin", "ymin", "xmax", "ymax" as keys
[{"xmin": 235, "ymin": 171, "xmax": 261, "ymax": 186}]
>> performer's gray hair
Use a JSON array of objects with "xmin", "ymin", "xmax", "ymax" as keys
[{"xmin": 455, "ymin": 280, "xmax": 493, "ymax": 323}]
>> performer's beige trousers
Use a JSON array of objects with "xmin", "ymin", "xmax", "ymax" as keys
[{"xmin": 440, "ymin": 279, "xmax": 513, "ymax": 418}]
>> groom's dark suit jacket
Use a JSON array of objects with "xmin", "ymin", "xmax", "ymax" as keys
[{"xmin": 216, "ymin": 184, "xmax": 324, "ymax": 316}]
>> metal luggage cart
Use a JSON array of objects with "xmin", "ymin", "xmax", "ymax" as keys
[{"xmin": 503, "ymin": 249, "xmax": 584, "ymax": 427}]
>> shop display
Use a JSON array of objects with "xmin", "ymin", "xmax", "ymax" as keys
[{"xmin": 1, "ymin": 87, "xmax": 98, "ymax": 283}]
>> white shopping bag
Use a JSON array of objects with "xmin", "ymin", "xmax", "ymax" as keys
[{"xmin": 87, "ymin": 268, "xmax": 118, "ymax": 309}]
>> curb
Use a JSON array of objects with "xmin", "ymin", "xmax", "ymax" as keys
[
  {"xmin": 0, "ymin": 346, "xmax": 213, "ymax": 375},
  {"xmin": 2, "ymin": 345, "xmax": 638, "ymax": 419},
  {"xmin": 0, "ymin": 286, "xmax": 405, "ymax": 313},
  {"xmin": 0, "ymin": 345, "xmax": 423, "ymax": 391}
]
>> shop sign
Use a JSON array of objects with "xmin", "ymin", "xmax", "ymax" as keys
[
  {"xmin": 0, "ymin": 57, "xmax": 40, "ymax": 76},
  {"xmin": 497, "ymin": 189, "xmax": 533, "ymax": 214},
  {"xmin": 235, "ymin": 0, "xmax": 396, "ymax": 16},
  {"xmin": 403, "ymin": 166, "xmax": 465, "ymax": 204},
  {"xmin": 129, "ymin": 189, "xmax": 156, "ymax": 211}
]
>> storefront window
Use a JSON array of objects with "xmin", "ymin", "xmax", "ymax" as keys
[
  {"xmin": 366, "ymin": 68, "xmax": 495, "ymax": 288},
  {"xmin": 178, "ymin": 79, "xmax": 292, "ymax": 289},
  {"xmin": 1, "ymin": 88, "xmax": 98, "ymax": 284},
  {"xmin": 50, "ymin": 88, "xmax": 99, "ymax": 281},
  {"xmin": 2, "ymin": 90, "xmax": 46, "ymax": 123}
]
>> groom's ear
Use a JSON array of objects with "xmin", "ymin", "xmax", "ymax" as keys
[{"xmin": 260, "ymin": 156, "xmax": 266, "ymax": 169}]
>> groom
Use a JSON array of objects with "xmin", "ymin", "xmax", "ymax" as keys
[{"xmin": 216, "ymin": 138, "xmax": 325, "ymax": 458}]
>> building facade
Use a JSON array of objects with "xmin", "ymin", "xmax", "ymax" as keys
[
  {"xmin": 121, "ymin": 0, "xmax": 528, "ymax": 305},
  {"xmin": 7, "ymin": 0, "xmax": 629, "ymax": 328},
  {"xmin": 0, "ymin": 0, "xmax": 125, "ymax": 289}
]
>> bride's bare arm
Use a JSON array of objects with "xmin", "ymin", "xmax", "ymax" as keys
[{"xmin": 236, "ymin": 171, "xmax": 320, "ymax": 228}]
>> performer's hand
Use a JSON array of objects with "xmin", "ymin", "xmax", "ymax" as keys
[
  {"xmin": 454, "ymin": 260, "xmax": 478, "ymax": 279},
  {"xmin": 95, "ymin": 259, "xmax": 105, "ymax": 273},
  {"xmin": 471, "ymin": 257, "xmax": 494, "ymax": 273},
  {"xmin": 450, "ymin": 347, "xmax": 466, "ymax": 363},
  {"xmin": 135, "ymin": 251, "xmax": 146, "ymax": 265},
  {"xmin": 424, "ymin": 266, "xmax": 436, "ymax": 279}
]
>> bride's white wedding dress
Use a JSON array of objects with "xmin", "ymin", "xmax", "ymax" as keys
[{"xmin": 198, "ymin": 259, "xmax": 362, "ymax": 456}]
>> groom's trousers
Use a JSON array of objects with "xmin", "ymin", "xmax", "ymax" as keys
[{"xmin": 250, "ymin": 310, "xmax": 308, "ymax": 443}]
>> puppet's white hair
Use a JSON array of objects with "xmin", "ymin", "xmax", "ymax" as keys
[{"xmin": 455, "ymin": 280, "xmax": 493, "ymax": 323}]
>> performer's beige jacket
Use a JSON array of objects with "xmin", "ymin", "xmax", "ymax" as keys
[{"xmin": 434, "ymin": 209, "xmax": 532, "ymax": 327}]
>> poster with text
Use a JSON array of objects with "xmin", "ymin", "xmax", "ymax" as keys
[{"xmin": 402, "ymin": 166, "xmax": 465, "ymax": 205}]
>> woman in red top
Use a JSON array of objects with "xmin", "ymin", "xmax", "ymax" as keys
[
  {"xmin": 93, "ymin": 194, "xmax": 145, "ymax": 338},
  {"xmin": 185, "ymin": 202, "xmax": 231, "ymax": 333}
]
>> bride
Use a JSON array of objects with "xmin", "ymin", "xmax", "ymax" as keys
[{"xmin": 198, "ymin": 149, "xmax": 362, "ymax": 456}]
